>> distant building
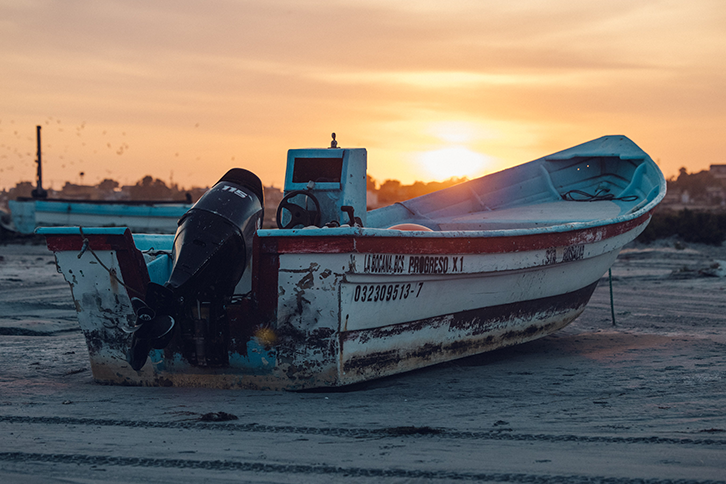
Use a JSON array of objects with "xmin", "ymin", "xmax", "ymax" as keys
[
  {"xmin": 59, "ymin": 183, "xmax": 97, "ymax": 200},
  {"xmin": 709, "ymin": 164, "xmax": 726, "ymax": 180},
  {"xmin": 264, "ymin": 186, "xmax": 282, "ymax": 209},
  {"xmin": 262, "ymin": 186, "xmax": 283, "ymax": 228}
]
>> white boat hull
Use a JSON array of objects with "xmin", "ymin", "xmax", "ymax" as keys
[{"xmin": 41, "ymin": 211, "xmax": 649, "ymax": 390}]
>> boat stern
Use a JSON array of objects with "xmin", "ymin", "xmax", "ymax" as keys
[{"xmin": 39, "ymin": 227, "xmax": 159, "ymax": 384}]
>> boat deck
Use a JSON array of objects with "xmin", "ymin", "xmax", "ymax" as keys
[{"xmin": 435, "ymin": 200, "xmax": 625, "ymax": 231}]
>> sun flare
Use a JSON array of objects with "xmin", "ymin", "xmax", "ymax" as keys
[{"xmin": 416, "ymin": 146, "xmax": 489, "ymax": 180}]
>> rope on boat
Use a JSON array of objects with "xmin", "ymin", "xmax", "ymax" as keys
[
  {"xmin": 77, "ymin": 227, "xmax": 145, "ymax": 298},
  {"xmin": 609, "ymin": 268, "xmax": 616, "ymax": 327},
  {"xmin": 562, "ymin": 189, "xmax": 639, "ymax": 202},
  {"xmin": 560, "ymin": 189, "xmax": 628, "ymax": 325}
]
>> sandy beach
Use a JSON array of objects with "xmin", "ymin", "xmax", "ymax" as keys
[{"xmin": 0, "ymin": 237, "xmax": 724, "ymax": 483}]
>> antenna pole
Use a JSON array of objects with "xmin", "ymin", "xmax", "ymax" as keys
[{"xmin": 32, "ymin": 125, "xmax": 48, "ymax": 199}]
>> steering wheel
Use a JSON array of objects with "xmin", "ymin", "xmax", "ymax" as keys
[{"xmin": 276, "ymin": 190, "xmax": 322, "ymax": 229}]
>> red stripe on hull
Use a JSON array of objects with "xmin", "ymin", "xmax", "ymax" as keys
[
  {"xmin": 258, "ymin": 211, "xmax": 652, "ymax": 256},
  {"xmin": 252, "ymin": 237, "xmax": 280, "ymax": 324}
]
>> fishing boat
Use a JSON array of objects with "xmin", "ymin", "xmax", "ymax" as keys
[
  {"xmin": 9, "ymin": 197, "xmax": 192, "ymax": 234},
  {"xmin": 38, "ymin": 134, "xmax": 665, "ymax": 390}
]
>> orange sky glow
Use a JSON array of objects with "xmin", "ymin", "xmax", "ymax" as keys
[{"xmin": 1, "ymin": 0, "xmax": 725, "ymax": 191}]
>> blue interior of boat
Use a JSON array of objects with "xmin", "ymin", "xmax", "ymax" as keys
[{"xmin": 264, "ymin": 135, "xmax": 665, "ymax": 237}]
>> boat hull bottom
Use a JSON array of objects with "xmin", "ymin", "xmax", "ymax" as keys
[
  {"xmin": 339, "ymin": 280, "xmax": 598, "ymax": 386},
  {"xmin": 82, "ymin": 280, "xmax": 598, "ymax": 390}
]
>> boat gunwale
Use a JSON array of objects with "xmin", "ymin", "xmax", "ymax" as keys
[
  {"xmin": 36, "ymin": 210, "xmax": 654, "ymax": 257},
  {"xmin": 255, "ymin": 211, "xmax": 653, "ymax": 256},
  {"xmin": 257, "ymin": 209, "xmax": 655, "ymax": 242}
]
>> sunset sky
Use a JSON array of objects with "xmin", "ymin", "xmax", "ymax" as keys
[{"xmin": 1, "ymin": 0, "xmax": 725, "ymax": 191}]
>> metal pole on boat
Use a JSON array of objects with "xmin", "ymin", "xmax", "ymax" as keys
[{"xmin": 609, "ymin": 268, "xmax": 616, "ymax": 326}]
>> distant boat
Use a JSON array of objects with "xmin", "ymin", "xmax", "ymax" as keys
[
  {"xmin": 7, "ymin": 125, "xmax": 191, "ymax": 234},
  {"xmin": 9, "ymin": 197, "xmax": 192, "ymax": 234},
  {"xmin": 39, "ymin": 134, "xmax": 665, "ymax": 390}
]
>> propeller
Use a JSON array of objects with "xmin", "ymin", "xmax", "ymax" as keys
[{"xmin": 127, "ymin": 292, "xmax": 175, "ymax": 371}]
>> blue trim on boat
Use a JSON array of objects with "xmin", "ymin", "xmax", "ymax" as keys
[
  {"xmin": 36, "ymin": 227, "xmax": 128, "ymax": 235},
  {"xmin": 32, "ymin": 200, "xmax": 190, "ymax": 218}
]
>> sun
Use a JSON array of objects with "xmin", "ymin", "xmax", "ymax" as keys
[{"xmin": 417, "ymin": 146, "xmax": 489, "ymax": 180}]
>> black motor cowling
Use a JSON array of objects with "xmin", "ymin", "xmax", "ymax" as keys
[{"xmin": 128, "ymin": 168, "xmax": 264, "ymax": 371}]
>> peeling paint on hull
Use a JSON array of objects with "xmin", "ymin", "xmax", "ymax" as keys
[
  {"xmin": 43, "ymin": 223, "xmax": 637, "ymax": 390},
  {"xmin": 338, "ymin": 281, "xmax": 598, "ymax": 384}
]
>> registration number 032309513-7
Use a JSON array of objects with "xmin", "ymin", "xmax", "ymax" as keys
[{"xmin": 352, "ymin": 282, "xmax": 424, "ymax": 304}]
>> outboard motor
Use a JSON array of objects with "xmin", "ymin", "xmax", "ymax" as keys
[{"xmin": 128, "ymin": 168, "xmax": 264, "ymax": 371}]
